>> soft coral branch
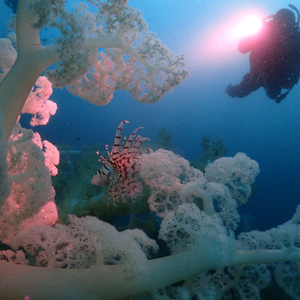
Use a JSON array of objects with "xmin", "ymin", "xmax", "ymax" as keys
[
  {"xmin": 0, "ymin": 0, "xmax": 58, "ymax": 141},
  {"xmin": 0, "ymin": 0, "xmax": 188, "ymax": 140},
  {"xmin": 0, "ymin": 220, "xmax": 299, "ymax": 300}
]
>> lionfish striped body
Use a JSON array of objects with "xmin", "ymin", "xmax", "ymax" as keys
[{"xmin": 92, "ymin": 120, "xmax": 149, "ymax": 205}]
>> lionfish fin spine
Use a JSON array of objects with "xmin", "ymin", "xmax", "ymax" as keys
[{"xmin": 92, "ymin": 120, "xmax": 150, "ymax": 205}]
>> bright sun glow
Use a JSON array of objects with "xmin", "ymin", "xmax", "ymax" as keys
[
  {"xmin": 192, "ymin": 10, "xmax": 265, "ymax": 69},
  {"xmin": 231, "ymin": 15, "xmax": 263, "ymax": 39}
]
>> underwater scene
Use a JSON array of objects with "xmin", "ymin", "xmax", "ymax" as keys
[{"xmin": 0, "ymin": 0, "xmax": 300, "ymax": 299}]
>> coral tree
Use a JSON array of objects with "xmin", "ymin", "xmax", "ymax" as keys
[
  {"xmin": 0, "ymin": 1, "xmax": 299, "ymax": 300},
  {"xmin": 0, "ymin": 0, "xmax": 189, "ymax": 141}
]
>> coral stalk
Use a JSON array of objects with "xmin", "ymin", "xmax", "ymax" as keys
[
  {"xmin": 0, "ymin": 0, "xmax": 58, "ymax": 141},
  {"xmin": 0, "ymin": 240, "xmax": 299, "ymax": 299}
]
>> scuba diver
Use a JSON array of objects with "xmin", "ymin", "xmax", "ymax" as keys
[{"xmin": 226, "ymin": 5, "xmax": 300, "ymax": 103}]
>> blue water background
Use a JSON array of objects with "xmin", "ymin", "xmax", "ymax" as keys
[{"xmin": 1, "ymin": 0, "xmax": 300, "ymax": 231}]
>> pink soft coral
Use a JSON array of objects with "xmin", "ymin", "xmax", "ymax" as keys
[{"xmin": 0, "ymin": 0, "xmax": 188, "ymax": 141}]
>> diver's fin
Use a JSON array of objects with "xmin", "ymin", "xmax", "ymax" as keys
[{"xmin": 276, "ymin": 87, "xmax": 293, "ymax": 103}]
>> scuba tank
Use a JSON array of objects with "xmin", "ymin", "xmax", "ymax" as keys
[
  {"xmin": 275, "ymin": 4, "xmax": 300, "ymax": 103},
  {"xmin": 263, "ymin": 4, "xmax": 299, "ymax": 29},
  {"xmin": 262, "ymin": 4, "xmax": 300, "ymax": 103}
]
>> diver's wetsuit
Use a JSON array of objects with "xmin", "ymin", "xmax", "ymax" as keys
[{"xmin": 226, "ymin": 8, "xmax": 300, "ymax": 102}]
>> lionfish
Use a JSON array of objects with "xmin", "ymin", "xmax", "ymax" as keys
[{"xmin": 92, "ymin": 120, "xmax": 149, "ymax": 205}]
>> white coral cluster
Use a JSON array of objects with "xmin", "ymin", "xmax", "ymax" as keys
[
  {"xmin": 11, "ymin": 214, "xmax": 157, "ymax": 279},
  {"xmin": 30, "ymin": 0, "xmax": 189, "ymax": 105},
  {"xmin": 140, "ymin": 150, "xmax": 257, "ymax": 231},
  {"xmin": 205, "ymin": 152, "xmax": 260, "ymax": 205},
  {"xmin": 193, "ymin": 264, "xmax": 271, "ymax": 300},
  {"xmin": 275, "ymin": 260, "xmax": 300, "ymax": 299},
  {"xmin": 158, "ymin": 203, "xmax": 229, "ymax": 255},
  {"xmin": 0, "ymin": 123, "xmax": 58, "ymax": 244},
  {"xmin": 238, "ymin": 206, "xmax": 300, "ymax": 252},
  {"xmin": 139, "ymin": 149, "xmax": 193, "ymax": 218}
]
